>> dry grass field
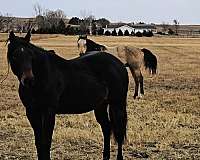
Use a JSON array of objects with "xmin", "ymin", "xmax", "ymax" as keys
[{"xmin": 0, "ymin": 34, "xmax": 200, "ymax": 159}]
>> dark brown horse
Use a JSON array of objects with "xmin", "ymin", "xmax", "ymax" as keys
[
  {"xmin": 77, "ymin": 37, "xmax": 157, "ymax": 99},
  {"xmin": 7, "ymin": 31, "xmax": 129, "ymax": 160}
]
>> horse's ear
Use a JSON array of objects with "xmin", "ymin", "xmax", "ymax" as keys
[
  {"xmin": 24, "ymin": 29, "xmax": 31, "ymax": 42},
  {"xmin": 9, "ymin": 31, "xmax": 15, "ymax": 42}
]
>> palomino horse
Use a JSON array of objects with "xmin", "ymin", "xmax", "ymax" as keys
[
  {"xmin": 77, "ymin": 36, "xmax": 157, "ymax": 99},
  {"xmin": 7, "ymin": 31, "xmax": 129, "ymax": 160}
]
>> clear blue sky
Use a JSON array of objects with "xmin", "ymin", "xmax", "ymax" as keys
[{"xmin": 0, "ymin": 0, "xmax": 199, "ymax": 24}]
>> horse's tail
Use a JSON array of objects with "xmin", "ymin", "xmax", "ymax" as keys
[
  {"xmin": 109, "ymin": 101, "xmax": 127, "ymax": 144},
  {"xmin": 142, "ymin": 48, "xmax": 157, "ymax": 74}
]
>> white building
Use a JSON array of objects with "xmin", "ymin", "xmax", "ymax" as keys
[{"xmin": 103, "ymin": 24, "xmax": 155, "ymax": 34}]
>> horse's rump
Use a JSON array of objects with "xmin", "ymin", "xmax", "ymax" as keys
[{"xmin": 116, "ymin": 45, "xmax": 144, "ymax": 68}]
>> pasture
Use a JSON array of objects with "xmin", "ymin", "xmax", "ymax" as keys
[{"xmin": 0, "ymin": 34, "xmax": 200, "ymax": 159}]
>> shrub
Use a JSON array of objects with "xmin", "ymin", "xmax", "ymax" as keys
[
  {"xmin": 65, "ymin": 25, "xmax": 76, "ymax": 35},
  {"xmin": 135, "ymin": 31, "xmax": 143, "ymax": 37},
  {"xmin": 118, "ymin": 29, "xmax": 123, "ymax": 36},
  {"xmin": 130, "ymin": 31, "xmax": 135, "ymax": 36},
  {"xmin": 32, "ymin": 28, "xmax": 36, "ymax": 34},
  {"xmin": 146, "ymin": 30, "xmax": 154, "ymax": 37},
  {"xmin": 104, "ymin": 30, "xmax": 111, "ymax": 36},
  {"xmin": 124, "ymin": 30, "xmax": 129, "ymax": 36},
  {"xmin": 98, "ymin": 28, "xmax": 104, "ymax": 35},
  {"xmin": 168, "ymin": 28, "xmax": 175, "ymax": 35},
  {"xmin": 143, "ymin": 30, "xmax": 154, "ymax": 37},
  {"xmin": 112, "ymin": 29, "xmax": 117, "ymax": 36},
  {"xmin": 57, "ymin": 19, "xmax": 66, "ymax": 34}
]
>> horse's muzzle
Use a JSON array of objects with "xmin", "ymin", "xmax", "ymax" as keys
[{"xmin": 21, "ymin": 69, "xmax": 35, "ymax": 87}]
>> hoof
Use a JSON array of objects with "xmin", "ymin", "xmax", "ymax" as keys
[{"xmin": 139, "ymin": 94, "xmax": 144, "ymax": 99}]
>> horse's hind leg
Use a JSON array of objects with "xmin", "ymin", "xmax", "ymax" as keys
[
  {"xmin": 139, "ymin": 72, "xmax": 144, "ymax": 96},
  {"xmin": 109, "ymin": 102, "xmax": 127, "ymax": 160},
  {"xmin": 94, "ymin": 103, "xmax": 111, "ymax": 160},
  {"xmin": 133, "ymin": 76, "xmax": 140, "ymax": 99}
]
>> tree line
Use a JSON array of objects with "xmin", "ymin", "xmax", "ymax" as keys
[{"xmin": 0, "ymin": 3, "xmax": 184, "ymax": 36}]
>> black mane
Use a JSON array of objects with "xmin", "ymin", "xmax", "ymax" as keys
[
  {"xmin": 86, "ymin": 39, "xmax": 107, "ymax": 52},
  {"xmin": 78, "ymin": 36, "xmax": 107, "ymax": 53}
]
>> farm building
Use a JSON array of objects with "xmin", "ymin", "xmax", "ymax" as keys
[{"xmin": 103, "ymin": 24, "xmax": 156, "ymax": 34}]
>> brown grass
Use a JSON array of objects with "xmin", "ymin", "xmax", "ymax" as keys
[{"xmin": 0, "ymin": 34, "xmax": 200, "ymax": 159}]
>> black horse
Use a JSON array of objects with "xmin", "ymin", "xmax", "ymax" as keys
[
  {"xmin": 7, "ymin": 31, "xmax": 129, "ymax": 160},
  {"xmin": 78, "ymin": 35, "xmax": 107, "ymax": 56}
]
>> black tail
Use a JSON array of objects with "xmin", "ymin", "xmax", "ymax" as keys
[
  {"xmin": 109, "ymin": 102, "xmax": 127, "ymax": 144},
  {"xmin": 142, "ymin": 48, "xmax": 157, "ymax": 74}
]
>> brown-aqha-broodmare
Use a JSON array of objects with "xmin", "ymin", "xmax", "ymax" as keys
[
  {"xmin": 77, "ymin": 35, "xmax": 157, "ymax": 99},
  {"xmin": 7, "ymin": 31, "xmax": 129, "ymax": 160}
]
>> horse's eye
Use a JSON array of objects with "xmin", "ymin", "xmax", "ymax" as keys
[
  {"xmin": 12, "ymin": 56, "xmax": 16, "ymax": 60},
  {"xmin": 12, "ymin": 55, "xmax": 18, "ymax": 61}
]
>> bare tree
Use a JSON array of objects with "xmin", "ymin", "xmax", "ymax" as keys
[
  {"xmin": 43, "ymin": 9, "xmax": 66, "ymax": 28},
  {"xmin": 33, "ymin": 3, "xmax": 43, "ymax": 16},
  {"xmin": 80, "ymin": 12, "xmax": 95, "ymax": 34},
  {"xmin": 33, "ymin": 2, "xmax": 67, "ymax": 32},
  {"xmin": 33, "ymin": 3, "xmax": 45, "ymax": 31},
  {"xmin": 3, "ymin": 13, "xmax": 14, "ymax": 32},
  {"xmin": 0, "ymin": 13, "xmax": 5, "ymax": 31},
  {"xmin": 173, "ymin": 19, "xmax": 180, "ymax": 35},
  {"xmin": 23, "ymin": 19, "xmax": 35, "ymax": 32}
]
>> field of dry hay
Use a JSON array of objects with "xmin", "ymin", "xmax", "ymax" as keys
[{"xmin": 0, "ymin": 34, "xmax": 200, "ymax": 159}]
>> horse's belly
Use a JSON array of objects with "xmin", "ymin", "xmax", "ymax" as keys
[
  {"xmin": 56, "ymin": 104, "xmax": 95, "ymax": 114},
  {"xmin": 57, "ymin": 80, "xmax": 107, "ymax": 114}
]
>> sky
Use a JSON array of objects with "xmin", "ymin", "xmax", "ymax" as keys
[{"xmin": 0, "ymin": 0, "xmax": 199, "ymax": 24}]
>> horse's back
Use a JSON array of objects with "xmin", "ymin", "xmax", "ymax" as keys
[
  {"xmin": 79, "ymin": 51, "xmax": 127, "ymax": 77},
  {"xmin": 79, "ymin": 51, "xmax": 129, "ymax": 99},
  {"xmin": 116, "ymin": 45, "xmax": 144, "ymax": 68}
]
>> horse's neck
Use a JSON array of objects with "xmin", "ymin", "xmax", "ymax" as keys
[
  {"xmin": 33, "ymin": 52, "xmax": 51, "ymax": 78},
  {"xmin": 33, "ymin": 52, "xmax": 71, "ymax": 88},
  {"xmin": 87, "ymin": 39, "xmax": 97, "ymax": 47}
]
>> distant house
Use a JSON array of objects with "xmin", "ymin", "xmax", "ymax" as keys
[
  {"xmin": 133, "ymin": 24, "xmax": 156, "ymax": 33},
  {"xmin": 103, "ymin": 24, "xmax": 156, "ymax": 34},
  {"xmin": 104, "ymin": 25, "xmax": 134, "ymax": 34}
]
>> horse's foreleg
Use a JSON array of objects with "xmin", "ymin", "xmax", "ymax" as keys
[
  {"xmin": 129, "ymin": 66, "xmax": 140, "ymax": 99},
  {"xmin": 26, "ymin": 108, "xmax": 55, "ymax": 160}
]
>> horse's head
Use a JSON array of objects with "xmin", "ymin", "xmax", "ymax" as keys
[
  {"xmin": 7, "ymin": 30, "xmax": 35, "ymax": 87},
  {"xmin": 77, "ymin": 35, "xmax": 87, "ymax": 56}
]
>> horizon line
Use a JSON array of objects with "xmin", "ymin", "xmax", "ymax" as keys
[{"xmin": 5, "ymin": 15, "xmax": 200, "ymax": 26}]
